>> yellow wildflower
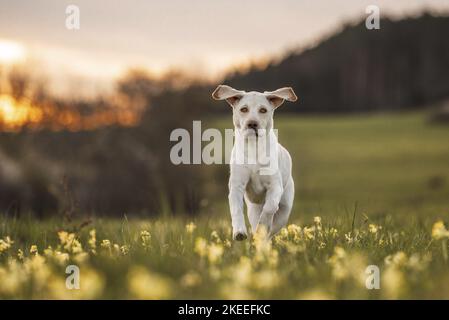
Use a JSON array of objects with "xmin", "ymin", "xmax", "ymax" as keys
[
  {"xmin": 194, "ymin": 237, "xmax": 208, "ymax": 257},
  {"xmin": 287, "ymin": 224, "xmax": 301, "ymax": 237},
  {"xmin": 344, "ymin": 232, "xmax": 354, "ymax": 244},
  {"xmin": 100, "ymin": 239, "xmax": 111, "ymax": 249},
  {"xmin": 88, "ymin": 229, "xmax": 97, "ymax": 253},
  {"xmin": 58, "ymin": 231, "xmax": 83, "ymax": 254},
  {"xmin": 303, "ymin": 226, "xmax": 315, "ymax": 240},
  {"xmin": 287, "ymin": 224, "xmax": 302, "ymax": 242},
  {"xmin": 120, "ymin": 245, "xmax": 130, "ymax": 255},
  {"xmin": 185, "ymin": 222, "xmax": 197, "ymax": 234},
  {"xmin": 43, "ymin": 246, "xmax": 70, "ymax": 265},
  {"xmin": 432, "ymin": 221, "xmax": 449, "ymax": 240},
  {"xmin": 210, "ymin": 230, "xmax": 221, "ymax": 243},
  {"xmin": 385, "ymin": 251, "xmax": 408, "ymax": 268},
  {"xmin": 29, "ymin": 245, "xmax": 38, "ymax": 256},
  {"xmin": 58, "ymin": 231, "xmax": 69, "ymax": 245},
  {"xmin": 278, "ymin": 227, "xmax": 289, "ymax": 239},
  {"xmin": 368, "ymin": 224, "xmax": 378, "ymax": 234},
  {"xmin": 0, "ymin": 236, "xmax": 13, "ymax": 254},
  {"xmin": 328, "ymin": 247, "xmax": 366, "ymax": 284},
  {"xmin": 223, "ymin": 239, "xmax": 232, "ymax": 248}
]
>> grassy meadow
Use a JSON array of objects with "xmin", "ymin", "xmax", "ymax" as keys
[{"xmin": 1, "ymin": 111, "xmax": 449, "ymax": 299}]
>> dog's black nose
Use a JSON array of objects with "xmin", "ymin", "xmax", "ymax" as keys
[{"xmin": 247, "ymin": 121, "xmax": 258, "ymax": 130}]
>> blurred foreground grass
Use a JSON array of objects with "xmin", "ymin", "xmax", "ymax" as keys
[
  {"xmin": 1, "ymin": 111, "xmax": 449, "ymax": 299},
  {"xmin": 1, "ymin": 215, "xmax": 449, "ymax": 299}
]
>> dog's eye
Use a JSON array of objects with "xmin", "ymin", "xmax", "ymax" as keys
[
  {"xmin": 259, "ymin": 107, "xmax": 267, "ymax": 114},
  {"xmin": 240, "ymin": 107, "xmax": 248, "ymax": 113}
]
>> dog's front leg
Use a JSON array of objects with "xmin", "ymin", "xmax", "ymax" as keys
[
  {"xmin": 256, "ymin": 182, "xmax": 283, "ymax": 237},
  {"xmin": 228, "ymin": 165, "xmax": 250, "ymax": 241}
]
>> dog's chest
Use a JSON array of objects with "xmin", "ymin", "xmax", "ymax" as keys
[{"xmin": 245, "ymin": 168, "xmax": 269, "ymax": 204}]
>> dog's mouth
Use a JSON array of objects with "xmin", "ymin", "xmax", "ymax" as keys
[
  {"xmin": 243, "ymin": 127, "xmax": 262, "ymax": 138},
  {"xmin": 244, "ymin": 128, "xmax": 259, "ymax": 138},
  {"xmin": 251, "ymin": 127, "xmax": 259, "ymax": 138}
]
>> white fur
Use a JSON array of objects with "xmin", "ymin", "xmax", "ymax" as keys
[{"xmin": 212, "ymin": 85, "xmax": 297, "ymax": 240}]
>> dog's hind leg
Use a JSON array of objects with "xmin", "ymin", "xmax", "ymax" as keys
[
  {"xmin": 270, "ymin": 177, "xmax": 294, "ymax": 237},
  {"xmin": 245, "ymin": 198, "xmax": 263, "ymax": 234}
]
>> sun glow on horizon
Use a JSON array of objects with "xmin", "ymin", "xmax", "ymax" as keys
[
  {"xmin": 0, "ymin": 94, "xmax": 43, "ymax": 131},
  {"xmin": 0, "ymin": 39, "xmax": 26, "ymax": 64},
  {"xmin": 0, "ymin": 94, "xmax": 140, "ymax": 132}
]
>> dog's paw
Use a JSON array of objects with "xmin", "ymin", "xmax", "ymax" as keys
[{"xmin": 233, "ymin": 230, "xmax": 248, "ymax": 241}]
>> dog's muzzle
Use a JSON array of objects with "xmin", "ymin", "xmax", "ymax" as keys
[{"xmin": 246, "ymin": 121, "xmax": 259, "ymax": 137}]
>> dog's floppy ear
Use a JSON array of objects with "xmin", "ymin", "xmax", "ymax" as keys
[
  {"xmin": 212, "ymin": 85, "xmax": 245, "ymax": 107},
  {"xmin": 264, "ymin": 87, "xmax": 298, "ymax": 108}
]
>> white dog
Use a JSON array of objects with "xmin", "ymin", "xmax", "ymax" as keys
[{"xmin": 212, "ymin": 85, "xmax": 297, "ymax": 240}]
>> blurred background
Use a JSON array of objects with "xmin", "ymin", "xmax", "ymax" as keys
[{"xmin": 0, "ymin": 0, "xmax": 448, "ymax": 220}]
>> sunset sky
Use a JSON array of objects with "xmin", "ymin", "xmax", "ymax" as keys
[{"xmin": 1, "ymin": 0, "xmax": 449, "ymax": 96}]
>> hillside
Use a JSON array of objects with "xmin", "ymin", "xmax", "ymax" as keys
[{"xmin": 224, "ymin": 14, "xmax": 449, "ymax": 112}]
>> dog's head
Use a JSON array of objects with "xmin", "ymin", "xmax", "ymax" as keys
[{"xmin": 212, "ymin": 85, "xmax": 297, "ymax": 138}]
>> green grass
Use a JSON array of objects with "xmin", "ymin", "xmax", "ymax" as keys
[
  {"xmin": 282, "ymin": 112, "xmax": 449, "ymax": 217},
  {"xmin": 210, "ymin": 111, "xmax": 449, "ymax": 220},
  {"xmin": 1, "ymin": 111, "xmax": 449, "ymax": 299}
]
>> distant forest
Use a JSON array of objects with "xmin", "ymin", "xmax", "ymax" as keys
[{"xmin": 221, "ymin": 14, "xmax": 449, "ymax": 112}]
